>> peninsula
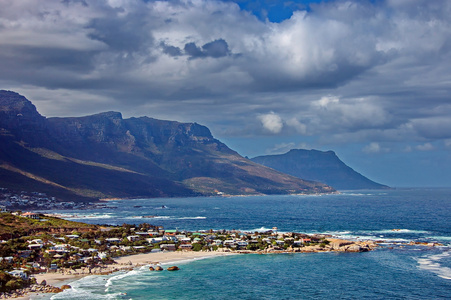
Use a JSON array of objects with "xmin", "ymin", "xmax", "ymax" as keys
[{"xmin": 0, "ymin": 211, "xmax": 377, "ymax": 299}]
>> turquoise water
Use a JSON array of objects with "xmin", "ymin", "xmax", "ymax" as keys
[{"xmin": 41, "ymin": 189, "xmax": 450, "ymax": 299}]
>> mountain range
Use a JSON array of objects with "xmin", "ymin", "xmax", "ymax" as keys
[
  {"xmin": 0, "ymin": 90, "xmax": 334, "ymax": 202},
  {"xmin": 252, "ymin": 149, "xmax": 388, "ymax": 190}
]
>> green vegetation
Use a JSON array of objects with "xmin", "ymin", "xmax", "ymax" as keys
[{"xmin": 0, "ymin": 213, "xmax": 96, "ymax": 237}]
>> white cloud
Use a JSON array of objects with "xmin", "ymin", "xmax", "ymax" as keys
[
  {"xmin": 286, "ymin": 117, "xmax": 307, "ymax": 134},
  {"xmin": 258, "ymin": 112, "xmax": 283, "ymax": 134},
  {"xmin": 309, "ymin": 95, "xmax": 391, "ymax": 134},
  {"xmin": 416, "ymin": 143, "xmax": 434, "ymax": 151},
  {"xmin": 363, "ymin": 142, "xmax": 390, "ymax": 154},
  {"xmin": 0, "ymin": 0, "xmax": 450, "ymax": 158}
]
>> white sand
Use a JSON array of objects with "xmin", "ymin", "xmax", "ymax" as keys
[{"xmin": 17, "ymin": 251, "xmax": 235, "ymax": 299}]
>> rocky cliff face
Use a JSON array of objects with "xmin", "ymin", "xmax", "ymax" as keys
[
  {"xmin": 0, "ymin": 91, "xmax": 334, "ymax": 201},
  {"xmin": 0, "ymin": 90, "xmax": 48, "ymax": 146},
  {"xmin": 252, "ymin": 149, "xmax": 388, "ymax": 190}
]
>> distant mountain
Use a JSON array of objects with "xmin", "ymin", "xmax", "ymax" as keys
[
  {"xmin": 252, "ymin": 149, "xmax": 388, "ymax": 190},
  {"xmin": 0, "ymin": 90, "xmax": 334, "ymax": 201}
]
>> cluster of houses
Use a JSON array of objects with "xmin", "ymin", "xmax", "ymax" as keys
[
  {"xmin": 0, "ymin": 188, "xmax": 97, "ymax": 210},
  {"xmin": 1, "ymin": 221, "xmax": 327, "ymax": 280}
]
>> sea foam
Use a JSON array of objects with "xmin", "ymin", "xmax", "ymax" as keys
[{"xmin": 417, "ymin": 251, "xmax": 451, "ymax": 280}]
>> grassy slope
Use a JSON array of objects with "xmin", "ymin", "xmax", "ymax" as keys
[{"xmin": 0, "ymin": 213, "xmax": 97, "ymax": 237}]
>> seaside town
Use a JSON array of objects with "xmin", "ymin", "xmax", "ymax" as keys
[
  {"xmin": 0, "ymin": 209, "xmax": 380, "ymax": 299},
  {"xmin": 0, "ymin": 188, "xmax": 106, "ymax": 211}
]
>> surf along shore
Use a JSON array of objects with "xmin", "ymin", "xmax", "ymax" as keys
[
  {"xmin": 11, "ymin": 251, "xmax": 236, "ymax": 300},
  {"xmin": 9, "ymin": 238, "xmax": 379, "ymax": 299}
]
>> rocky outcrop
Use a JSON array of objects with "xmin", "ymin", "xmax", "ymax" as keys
[
  {"xmin": 0, "ymin": 283, "xmax": 70, "ymax": 299},
  {"xmin": 167, "ymin": 266, "xmax": 179, "ymax": 271},
  {"xmin": 326, "ymin": 239, "xmax": 377, "ymax": 252}
]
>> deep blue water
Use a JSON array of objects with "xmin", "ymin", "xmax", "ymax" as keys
[{"xmin": 40, "ymin": 188, "xmax": 451, "ymax": 299}]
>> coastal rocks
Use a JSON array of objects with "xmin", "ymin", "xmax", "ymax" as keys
[
  {"xmin": 346, "ymin": 245, "xmax": 364, "ymax": 252},
  {"xmin": 326, "ymin": 238, "xmax": 377, "ymax": 252},
  {"xmin": 0, "ymin": 283, "xmax": 70, "ymax": 299},
  {"xmin": 328, "ymin": 239, "xmax": 354, "ymax": 250},
  {"xmin": 149, "ymin": 265, "xmax": 179, "ymax": 271}
]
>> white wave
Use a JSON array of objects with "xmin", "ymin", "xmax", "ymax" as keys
[
  {"xmin": 343, "ymin": 193, "xmax": 374, "ymax": 196},
  {"xmin": 238, "ymin": 227, "xmax": 275, "ymax": 233},
  {"xmin": 66, "ymin": 213, "xmax": 116, "ymax": 220},
  {"xmin": 124, "ymin": 215, "xmax": 205, "ymax": 220},
  {"xmin": 105, "ymin": 269, "xmax": 140, "ymax": 289},
  {"xmin": 417, "ymin": 251, "xmax": 451, "ymax": 280},
  {"xmin": 375, "ymin": 229, "xmax": 430, "ymax": 234},
  {"xmin": 50, "ymin": 275, "xmax": 105, "ymax": 299},
  {"xmin": 429, "ymin": 236, "xmax": 451, "ymax": 241}
]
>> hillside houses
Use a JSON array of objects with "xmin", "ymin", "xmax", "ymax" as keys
[{"xmin": 0, "ymin": 188, "xmax": 94, "ymax": 210}]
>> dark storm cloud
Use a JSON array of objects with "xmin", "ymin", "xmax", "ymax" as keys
[
  {"xmin": 201, "ymin": 39, "xmax": 230, "ymax": 57},
  {"xmin": 183, "ymin": 39, "xmax": 231, "ymax": 59},
  {"xmin": 161, "ymin": 42, "xmax": 183, "ymax": 56},
  {"xmin": 0, "ymin": 0, "xmax": 451, "ymax": 160}
]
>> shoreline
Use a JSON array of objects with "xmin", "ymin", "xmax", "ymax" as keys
[
  {"xmin": 15, "ymin": 251, "xmax": 236, "ymax": 300},
  {"xmin": 98, "ymin": 191, "xmax": 341, "ymax": 202}
]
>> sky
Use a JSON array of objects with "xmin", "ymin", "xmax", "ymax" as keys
[{"xmin": 1, "ymin": 0, "xmax": 451, "ymax": 187}]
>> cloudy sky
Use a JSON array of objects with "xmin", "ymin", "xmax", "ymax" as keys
[{"xmin": 1, "ymin": 0, "xmax": 451, "ymax": 187}]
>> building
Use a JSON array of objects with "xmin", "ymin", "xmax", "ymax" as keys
[{"xmin": 21, "ymin": 212, "xmax": 40, "ymax": 219}]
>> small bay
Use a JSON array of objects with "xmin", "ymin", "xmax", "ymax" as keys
[{"xmin": 42, "ymin": 188, "xmax": 450, "ymax": 299}]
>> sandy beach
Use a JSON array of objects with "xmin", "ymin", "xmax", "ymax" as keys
[{"xmin": 15, "ymin": 251, "xmax": 235, "ymax": 300}]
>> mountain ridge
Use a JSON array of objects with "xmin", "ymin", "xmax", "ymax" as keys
[{"xmin": 0, "ymin": 90, "xmax": 334, "ymax": 201}]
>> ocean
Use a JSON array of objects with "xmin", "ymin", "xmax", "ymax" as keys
[{"xmin": 40, "ymin": 188, "xmax": 451, "ymax": 299}]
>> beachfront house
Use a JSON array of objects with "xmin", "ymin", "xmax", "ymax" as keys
[
  {"xmin": 21, "ymin": 212, "xmax": 40, "ymax": 219},
  {"xmin": 180, "ymin": 237, "xmax": 192, "ymax": 244},
  {"xmin": 127, "ymin": 235, "xmax": 140, "ymax": 242},
  {"xmin": 223, "ymin": 240, "xmax": 237, "ymax": 248},
  {"xmin": 146, "ymin": 236, "xmax": 169, "ymax": 244},
  {"xmin": 146, "ymin": 231, "xmax": 160, "ymax": 236},
  {"xmin": 8, "ymin": 270, "xmax": 28, "ymax": 280},
  {"xmin": 27, "ymin": 243, "xmax": 43, "ymax": 250},
  {"xmin": 179, "ymin": 244, "xmax": 193, "ymax": 250},
  {"xmin": 164, "ymin": 229, "xmax": 177, "ymax": 236},
  {"xmin": 120, "ymin": 246, "xmax": 132, "ymax": 252},
  {"xmin": 105, "ymin": 238, "xmax": 122, "ymax": 243},
  {"xmin": 160, "ymin": 244, "xmax": 177, "ymax": 251},
  {"xmin": 237, "ymin": 241, "xmax": 248, "ymax": 249},
  {"xmin": 65, "ymin": 234, "xmax": 79, "ymax": 239},
  {"xmin": 276, "ymin": 240, "xmax": 285, "ymax": 246},
  {"xmin": 293, "ymin": 240, "xmax": 303, "ymax": 247}
]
